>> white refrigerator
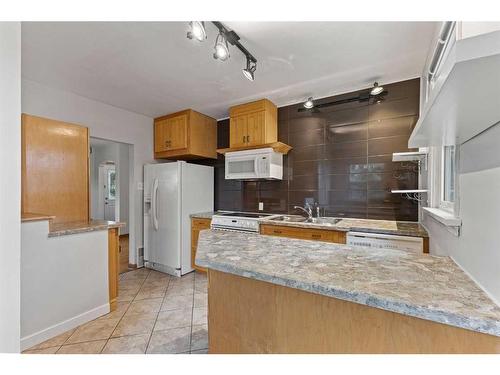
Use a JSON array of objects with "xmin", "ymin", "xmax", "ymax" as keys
[{"xmin": 143, "ymin": 161, "xmax": 214, "ymax": 277}]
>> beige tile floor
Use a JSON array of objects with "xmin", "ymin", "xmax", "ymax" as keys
[{"xmin": 23, "ymin": 268, "xmax": 208, "ymax": 354}]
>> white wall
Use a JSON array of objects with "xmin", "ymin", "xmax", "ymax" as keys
[
  {"xmin": 118, "ymin": 143, "xmax": 130, "ymax": 234},
  {"xmin": 0, "ymin": 22, "xmax": 21, "ymax": 353},
  {"xmin": 22, "ymin": 79, "xmax": 155, "ymax": 265},
  {"xmin": 422, "ymin": 123, "xmax": 500, "ymax": 304},
  {"xmin": 21, "ymin": 220, "xmax": 109, "ymax": 350}
]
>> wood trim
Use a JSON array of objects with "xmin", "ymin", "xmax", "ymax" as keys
[
  {"xmin": 260, "ymin": 224, "xmax": 346, "ymax": 244},
  {"xmin": 108, "ymin": 228, "xmax": 119, "ymax": 311},
  {"xmin": 217, "ymin": 141, "xmax": 292, "ymax": 155},
  {"xmin": 208, "ymin": 270, "xmax": 500, "ymax": 353},
  {"xmin": 191, "ymin": 218, "xmax": 211, "ymax": 273},
  {"xmin": 423, "ymin": 237, "xmax": 430, "ymax": 253}
]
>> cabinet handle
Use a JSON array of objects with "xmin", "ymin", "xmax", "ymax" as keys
[
  {"xmin": 274, "ymin": 230, "xmax": 282, "ymax": 234},
  {"xmin": 247, "ymin": 135, "xmax": 250, "ymax": 143},
  {"xmin": 243, "ymin": 135, "xmax": 246, "ymax": 143},
  {"xmin": 311, "ymin": 234, "xmax": 322, "ymax": 239}
]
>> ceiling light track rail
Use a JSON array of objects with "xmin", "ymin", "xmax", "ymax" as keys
[{"xmin": 211, "ymin": 22, "xmax": 257, "ymax": 64}]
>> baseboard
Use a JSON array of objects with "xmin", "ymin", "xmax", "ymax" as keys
[
  {"xmin": 128, "ymin": 263, "xmax": 137, "ymax": 269},
  {"xmin": 20, "ymin": 303, "xmax": 110, "ymax": 351}
]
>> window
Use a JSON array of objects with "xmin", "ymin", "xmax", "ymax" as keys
[
  {"xmin": 440, "ymin": 145, "xmax": 456, "ymax": 211},
  {"xmin": 107, "ymin": 169, "xmax": 116, "ymax": 200}
]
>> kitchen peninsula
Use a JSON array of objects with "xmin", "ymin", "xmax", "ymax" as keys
[{"xmin": 196, "ymin": 229, "xmax": 500, "ymax": 353}]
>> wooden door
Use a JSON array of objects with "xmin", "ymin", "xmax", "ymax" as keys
[
  {"xmin": 246, "ymin": 111, "xmax": 265, "ymax": 146},
  {"xmin": 229, "ymin": 115, "xmax": 248, "ymax": 147},
  {"xmin": 21, "ymin": 114, "xmax": 89, "ymax": 223}
]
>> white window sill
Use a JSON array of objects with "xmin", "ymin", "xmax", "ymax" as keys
[{"xmin": 422, "ymin": 207, "xmax": 462, "ymax": 227}]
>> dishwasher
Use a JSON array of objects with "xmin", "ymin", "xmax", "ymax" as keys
[{"xmin": 346, "ymin": 231, "xmax": 423, "ymax": 253}]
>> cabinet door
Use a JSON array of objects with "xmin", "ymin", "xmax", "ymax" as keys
[
  {"xmin": 155, "ymin": 115, "xmax": 188, "ymax": 152},
  {"xmin": 230, "ymin": 115, "xmax": 248, "ymax": 148},
  {"xmin": 167, "ymin": 114, "xmax": 188, "ymax": 151},
  {"xmin": 246, "ymin": 111, "xmax": 265, "ymax": 146}
]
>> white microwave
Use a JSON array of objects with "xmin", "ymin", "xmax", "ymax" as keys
[{"xmin": 225, "ymin": 148, "xmax": 283, "ymax": 180}]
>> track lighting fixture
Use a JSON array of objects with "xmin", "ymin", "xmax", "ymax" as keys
[
  {"xmin": 370, "ymin": 82, "xmax": 384, "ymax": 96},
  {"xmin": 213, "ymin": 32, "xmax": 230, "ymax": 61},
  {"xmin": 242, "ymin": 58, "xmax": 257, "ymax": 81},
  {"xmin": 303, "ymin": 97, "xmax": 314, "ymax": 109},
  {"xmin": 186, "ymin": 21, "xmax": 258, "ymax": 80},
  {"xmin": 186, "ymin": 21, "xmax": 206, "ymax": 42}
]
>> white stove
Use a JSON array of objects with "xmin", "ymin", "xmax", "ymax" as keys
[{"xmin": 211, "ymin": 212, "xmax": 279, "ymax": 233}]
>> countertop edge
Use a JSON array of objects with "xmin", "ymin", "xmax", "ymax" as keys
[
  {"xmin": 196, "ymin": 258, "xmax": 500, "ymax": 338},
  {"xmin": 48, "ymin": 222, "xmax": 125, "ymax": 237},
  {"xmin": 260, "ymin": 219, "xmax": 429, "ymax": 238},
  {"xmin": 21, "ymin": 213, "xmax": 56, "ymax": 223}
]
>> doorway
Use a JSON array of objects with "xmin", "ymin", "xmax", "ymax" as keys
[
  {"xmin": 90, "ymin": 137, "xmax": 132, "ymax": 274},
  {"xmin": 99, "ymin": 162, "xmax": 116, "ymax": 221}
]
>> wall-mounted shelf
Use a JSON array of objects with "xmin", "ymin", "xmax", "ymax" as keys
[
  {"xmin": 391, "ymin": 189, "xmax": 428, "ymax": 194},
  {"xmin": 409, "ymin": 31, "xmax": 500, "ymax": 147},
  {"xmin": 217, "ymin": 141, "xmax": 292, "ymax": 155},
  {"xmin": 392, "ymin": 151, "xmax": 428, "ymax": 162}
]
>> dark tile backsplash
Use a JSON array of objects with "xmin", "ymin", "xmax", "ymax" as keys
[{"xmin": 196, "ymin": 78, "xmax": 420, "ymax": 221}]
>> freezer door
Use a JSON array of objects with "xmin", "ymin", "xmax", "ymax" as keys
[{"xmin": 144, "ymin": 163, "xmax": 181, "ymax": 275}]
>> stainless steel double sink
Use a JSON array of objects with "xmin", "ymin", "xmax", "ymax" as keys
[{"xmin": 268, "ymin": 215, "xmax": 342, "ymax": 225}]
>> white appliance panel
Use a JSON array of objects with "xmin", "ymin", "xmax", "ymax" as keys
[
  {"xmin": 180, "ymin": 163, "xmax": 214, "ymax": 274},
  {"xmin": 347, "ymin": 231, "xmax": 423, "ymax": 253}
]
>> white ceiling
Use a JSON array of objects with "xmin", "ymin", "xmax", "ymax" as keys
[{"xmin": 21, "ymin": 22, "xmax": 437, "ymax": 120}]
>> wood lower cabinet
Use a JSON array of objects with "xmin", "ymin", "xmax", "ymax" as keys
[
  {"xmin": 108, "ymin": 228, "xmax": 119, "ymax": 311},
  {"xmin": 208, "ymin": 270, "xmax": 500, "ymax": 353},
  {"xmin": 154, "ymin": 109, "xmax": 217, "ymax": 160},
  {"xmin": 260, "ymin": 224, "xmax": 347, "ymax": 244},
  {"xmin": 229, "ymin": 99, "xmax": 277, "ymax": 148},
  {"xmin": 191, "ymin": 218, "xmax": 212, "ymax": 273}
]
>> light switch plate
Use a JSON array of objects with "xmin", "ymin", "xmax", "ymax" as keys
[
  {"xmin": 258, "ymin": 202, "xmax": 264, "ymax": 211},
  {"xmin": 138, "ymin": 182, "xmax": 143, "ymax": 190}
]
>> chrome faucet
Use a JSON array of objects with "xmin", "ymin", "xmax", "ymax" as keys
[{"xmin": 294, "ymin": 203, "xmax": 313, "ymax": 220}]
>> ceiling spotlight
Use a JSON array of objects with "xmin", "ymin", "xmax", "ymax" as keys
[
  {"xmin": 303, "ymin": 97, "xmax": 314, "ymax": 109},
  {"xmin": 213, "ymin": 32, "xmax": 230, "ymax": 61},
  {"xmin": 186, "ymin": 21, "xmax": 206, "ymax": 42},
  {"xmin": 242, "ymin": 58, "xmax": 257, "ymax": 81},
  {"xmin": 370, "ymin": 82, "xmax": 384, "ymax": 96}
]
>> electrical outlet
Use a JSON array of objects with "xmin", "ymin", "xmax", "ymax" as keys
[{"xmin": 258, "ymin": 202, "xmax": 264, "ymax": 211}]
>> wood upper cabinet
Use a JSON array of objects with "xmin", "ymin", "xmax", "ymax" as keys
[
  {"xmin": 229, "ymin": 99, "xmax": 277, "ymax": 148},
  {"xmin": 154, "ymin": 109, "xmax": 217, "ymax": 160}
]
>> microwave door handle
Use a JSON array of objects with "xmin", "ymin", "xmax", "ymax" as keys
[{"xmin": 254, "ymin": 157, "xmax": 260, "ymax": 176}]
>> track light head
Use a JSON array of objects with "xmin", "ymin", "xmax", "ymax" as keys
[
  {"xmin": 370, "ymin": 82, "xmax": 384, "ymax": 96},
  {"xmin": 213, "ymin": 32, "xmax": 230, "ymax": 61},
  {"xmin": 242, "ymin": 58, "xmax": 257, "ymax": 81},
  {"xmin": 303, "ymin": 97, "xmax": 314, "ymax": 109},
  {"xmin": 186, "ymin": 21, "xmax": 206, "ymax": 42}
]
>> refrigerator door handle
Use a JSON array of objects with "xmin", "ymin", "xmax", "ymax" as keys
[{"xmin": 151, "ymin": 178, "xmax": 159, "ymax": 231}]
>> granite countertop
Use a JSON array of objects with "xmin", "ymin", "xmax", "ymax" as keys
[
  {"xmin": 196, "ymin": 229, "xmax": 500, "ymax": 337},
  {"xmin": 21, "ymin": 212, "xmax": 56, "ymax": 222},
  {"xmin": 190, "ymin": 211, "xmax": 221, "ymax": 219},
  {"xmin": 48, "ymin": 220, "xmax": 125, "ymax": 237},
  {"xmin": 261, "ymin": 217, "xmax": 429, "ymax": 237}
]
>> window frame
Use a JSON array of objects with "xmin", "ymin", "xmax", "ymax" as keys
[{"xmin": 438, "ymin": 145, "xmax": 457, "ymax": 213}]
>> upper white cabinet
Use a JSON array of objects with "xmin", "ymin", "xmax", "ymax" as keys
[{"xmin": 409, "ymin": 29, "xmax": 500, "ymax": 148}]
